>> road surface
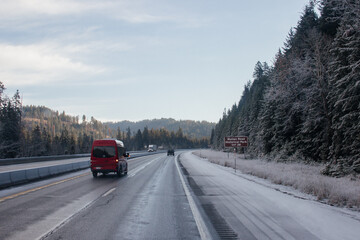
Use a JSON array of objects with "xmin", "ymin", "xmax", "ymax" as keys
[
  {"xmin": 0, "ymin": 153, "xmax": 199, "ymax": 240},
  {"xmin": 0, "ymin": 151, "xmax": 360, "ymax": 240}
]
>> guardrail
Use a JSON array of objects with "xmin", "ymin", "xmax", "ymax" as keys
[
  {"xmin": 0, "ymin": 161, "xmax": 90, "ymax": 189},
  {"xmin": 0, "ymin": 150, "xmax": 166, "ymax": 189},
  {"xmin": 0, "ymin": 150, "xmax": 167, "ymax": 166},
  {"xmin": 0, "ymin": 154, "xmax": 91, "ymax": 166}
]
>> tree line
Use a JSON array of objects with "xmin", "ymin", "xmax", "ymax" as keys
[
  {"xmin": 119, "ymin": 126, "xmax": 209, "ymax": 151},
  {"xmin": 0, "ymin": 83, "xmax": 22, "ymax": 158},
  {"xmin": 211, "ymin": 0, "xmax": 360, "ymax": 176},
  {"xmin": 106, "ymin": 118, "xmax": 215, "ymax": 139},
  {"xmin": 0, "ymin": 90, "xmax": 209, "ymax": 159}
]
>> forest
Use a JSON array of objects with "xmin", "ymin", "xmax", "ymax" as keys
[
  {"xmin": 211, "ymin": 0, "xmax": 360, "ymax": 176},
  {"xmin": 106, "ymin": 118, "xmax": 214, "ymax": 139},
  {"xmin": 0, "ymin": 95, "xmax": 209, "ymax": 159}
]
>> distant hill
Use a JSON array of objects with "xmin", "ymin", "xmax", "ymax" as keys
[
  {"xmin": 105, "ymin": 118, "xmax": 215, "ymax": 139},
  {"xmin": 22, "ymin": 106, "xmax": 215, "ymax": 139},
  {"xmin": 13, "ymin": 106, "xmax": 212, "ymax": 156}
]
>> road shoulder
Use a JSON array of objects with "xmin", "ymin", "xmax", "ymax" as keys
[{"xmin": 180, "ymin": 151, "xmax": 360, "ymax": 240}]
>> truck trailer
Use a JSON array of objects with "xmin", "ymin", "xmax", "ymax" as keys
[{"xmin": 148, "ymin": 144, "xmax": 158, "ymax": 152}]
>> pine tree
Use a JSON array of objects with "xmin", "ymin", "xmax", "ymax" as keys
[
  {"xmin": 134, "ymin": 129, "xmax": 143, "ymax": 150},
  {"xmin": 210, "ymin": 128, "xmax": 215, "ymax": 145},
  {"xmin": 319, "ymin": 0, "xmax": 347, "ymax": 36},
  {"xmin": 116, "ymin": 127, "xmax": 122, "ymax": 140},
  {"xmin": 0, "ymin": 89, "xmax": 22, "ymax": 158},
  {"xmin": 327, "ymin": 1, "xmax": 360, "ymax": 174},
  {"xmin": 60, "ymin": 127, "xmax": 70, "ymax": 154},
  {"xmin": 0, "ymin": 81, "xmax": 4, "ymax": 107},
  {"xmin": 142, "ymin": 126, "xmax": 149, "ymax": 147}
]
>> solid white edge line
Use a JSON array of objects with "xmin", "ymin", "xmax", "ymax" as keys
[
  {"xmin": 175, "ymin": 154, "xmax": 212, "ymax": 240},
  {"xmin": 103, "ymin": 188, "xmax": 116, "ymax": 197}
]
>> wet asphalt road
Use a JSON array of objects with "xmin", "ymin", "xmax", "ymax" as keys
[
  {"xmin": 2, "ymin": 151, "xmax": 360, "ymax": 240},
  {"xmin": 0, "ymin": 153, "xmax": 200, "ymax": 240}
]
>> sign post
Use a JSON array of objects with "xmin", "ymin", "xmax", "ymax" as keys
[
  {"xmin": 224, "ymin": 136, "xmax": 248, "ymax": 173},
  {"xmin": 234, "ymin": 148, "xmax": 237, "ymax": 173}
]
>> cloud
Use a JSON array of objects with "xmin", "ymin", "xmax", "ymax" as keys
[
  {"xmin": 0, "ymin": 42, "xmax": 105, "ymax": 86},
  {"xmin": 0, "ymin": 0, "xmax": 207, "ymax": 27},
  {"xmin": 0, "ymin": 0, "xmax": 166, "ymax": 23},
  {"xmin": 0, "ymin": 0, "xmax": 100, "ymax": 18},
  {"xmin": 116, "ymin": 12, "xmax": 172, "ymax": 24}
]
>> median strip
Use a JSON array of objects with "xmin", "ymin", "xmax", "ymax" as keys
[{"xmin": 0, "ymin": 172, "xmax": 89, "ymax": 203}]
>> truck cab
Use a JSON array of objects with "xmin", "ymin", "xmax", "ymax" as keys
[{"xmin": 90, "ymin": 139, "xmax": 129, "ymax": 178}]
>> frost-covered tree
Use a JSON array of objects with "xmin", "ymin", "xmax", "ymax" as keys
[
  {"xmin": 300, "ymin": 29, "xmax": 333, "ymax": 162},
  {"xmin": 0, "ymin": 82, "xmax": 4, "ymax": 106},
  {"xmin": 211, "ymin": 0, "xmax": 360, "ymax": 176},
  {"xmin": 319, "ymin": 0, "xmax": 348, "ymax": 36},
  {"xmin": 327, "ymin": 0, "xmax": 360, "ymax": 174}
]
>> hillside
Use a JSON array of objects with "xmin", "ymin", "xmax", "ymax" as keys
[
  {"xmin": 0, "ymin": 103, "xmax": 211, "ymax": 158},
  {"xmin": 105, "ymin": 118, "xmax": 215, "ymax": 139}
]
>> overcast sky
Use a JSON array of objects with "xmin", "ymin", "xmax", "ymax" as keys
[{"xmin": 1, "ymin": 0, "xmax": 310, "ymax": 123}]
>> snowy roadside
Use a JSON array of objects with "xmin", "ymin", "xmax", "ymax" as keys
[
  {"xmin": 193, "ymin": 149, "xmax": 360, "ymax": 211},
  {"xmin": 181, "ymin": 151, "xmax": 360, "ymax": 240}
]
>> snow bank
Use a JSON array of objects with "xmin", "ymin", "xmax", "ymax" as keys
[{"xmin": 193, "ymin": 150, "xmax": 360, "ymax": 210}]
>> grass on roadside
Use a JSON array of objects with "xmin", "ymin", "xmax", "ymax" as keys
[{"xmin": 193, "ymin": 150, "xmax": 360, "ymax": 210}]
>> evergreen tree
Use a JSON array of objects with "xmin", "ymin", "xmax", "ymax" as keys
[
  {"xmin": 142, "ymin": 126, "xmax": 149, "ymax": 147},
  {"xmin": 43, "ymin": 127, "xmax": 52, "ymax": 154},
  {"xmin": 0, "ymin": 89, "xmax": 22, "ymax": 158},
  {"xmin": 60, "ymin": 127, "xmax": 70, "ymax": 154},
  {"xmin": 30, "ymin": 125, "xmax": 43, "ymax": 156},
  {"xmin": 116, "ymin": 127, "xmax": 122, "ymax": 140},
  {"xmin": 70, "ymin": 135, "xmax": 76, "ymax": 154},
  {"xmin": 0, "ymin": 81, "xmax": 4, "ymax": 107},
  {"xmin": 210, "ymin": 128, "xmax": 215, "ymax": 145},
  {"xmin": 134, "ymin": 129, "xmax": 143, "ymax": 150},
  {"xmin": 319, "ymin": 0, "xmax": 346, "ymax": 36},
  {"xmin": 327, "ymin": 1, "xmax": 360, "ymax": 174}
]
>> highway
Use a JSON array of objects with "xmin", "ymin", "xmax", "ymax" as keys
[
  {"xmin": 0, "ymin": 152, "xmax": 200, "ymax": 240},
  {"xmin": 1, "ymin": 151, "xmax": 360, "ymax": 240}
]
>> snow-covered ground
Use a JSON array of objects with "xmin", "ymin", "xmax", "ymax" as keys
[
  {"xmin": 193, "ymin": 149, "xmax": 360, "ymax": 210},
  {"xmin": 180, "ymin": 151, "xmax": 360, "ymax": 240}
]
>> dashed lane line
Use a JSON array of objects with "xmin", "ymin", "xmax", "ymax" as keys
[
  {"xmin": 128, "ymin": 156, "xmax": 162, "ymax": 178},
  {"xmin": 102, "ymin": 188, "xmax": 116, "ymax": 197}
]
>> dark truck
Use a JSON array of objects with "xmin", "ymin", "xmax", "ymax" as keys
[{"xmin": 167, "ymin": 149, "xmax": 175, "ymax": 156}]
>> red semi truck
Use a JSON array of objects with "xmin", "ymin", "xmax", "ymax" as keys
[{"xmin": 90, "ymin": 139, "xmax": 129, "ymax": 178}]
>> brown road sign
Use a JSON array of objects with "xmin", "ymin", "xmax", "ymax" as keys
[{"xmin": 224, "ymin": 136, "xmax": 248, "ymax": 147}]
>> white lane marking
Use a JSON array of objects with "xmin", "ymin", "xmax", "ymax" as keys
[
  {"xmin": 175, "ymin": 154, "xmax": 212, "ymax": 240},
  {"xmin": 103, "ymin": 188, "xmax": 116, "ymax": 197},
  {"xmin": 128, "ymin": 156, "xmax": 162, "ymax": 178}
]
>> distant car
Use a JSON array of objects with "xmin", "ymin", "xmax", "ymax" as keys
[{"xmin": 167, "ymin": 149, "xmax": 174, "ymax": 156}]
